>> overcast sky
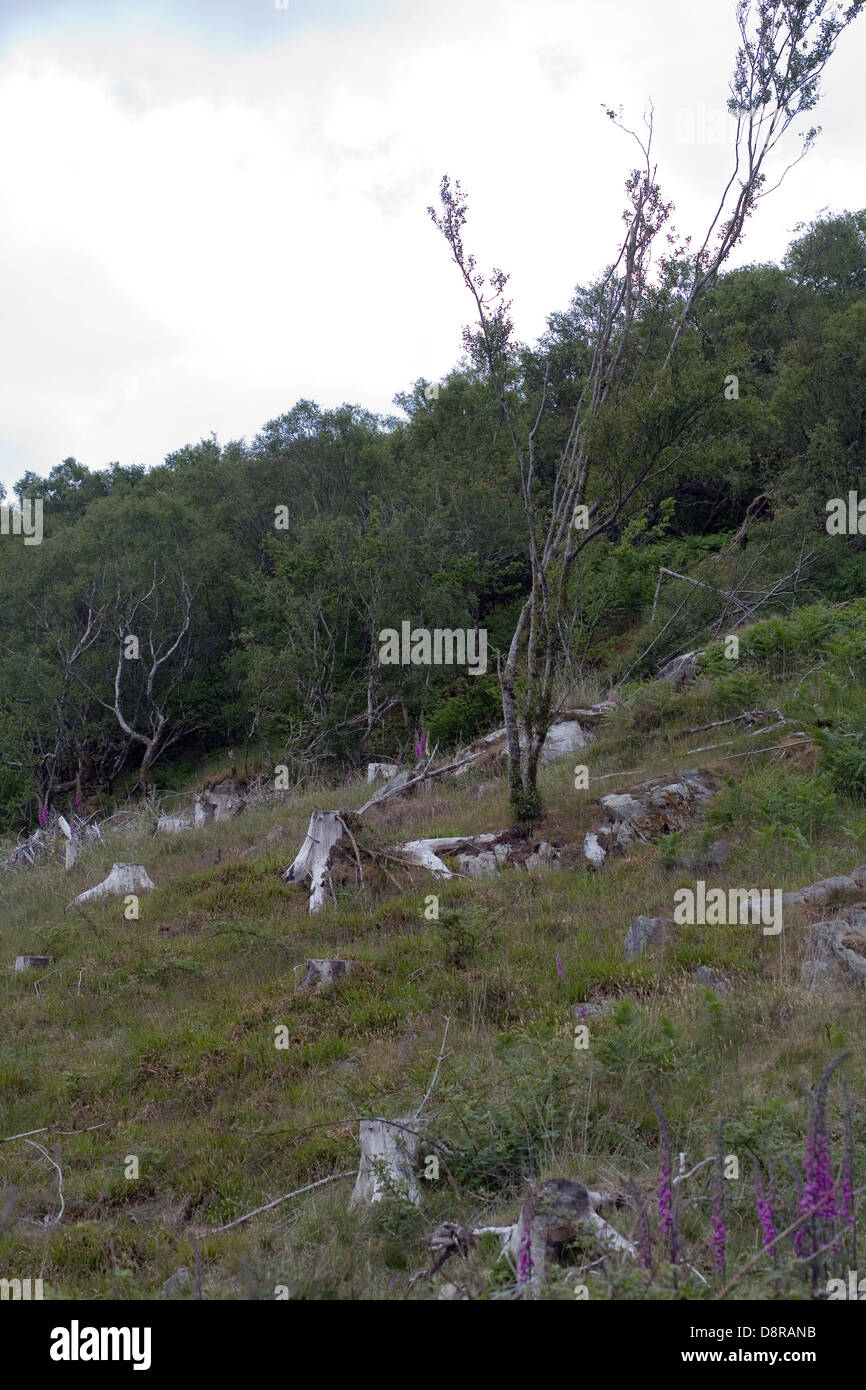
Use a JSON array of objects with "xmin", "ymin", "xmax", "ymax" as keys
[{"xmin": 1, "ymin": 0, "xmax": 864, "ymax": 493}]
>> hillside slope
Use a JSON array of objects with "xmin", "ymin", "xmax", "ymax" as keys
[{"xmin": 2, "ymin": 606, "xmax": 865, "ymax": 1300}]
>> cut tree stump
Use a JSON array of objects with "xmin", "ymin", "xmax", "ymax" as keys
[
  {"xmin": 509, "ymin": 1179, "xmax": 636, "ymax": 1289},
  {"xmin": 72, "ymin": 863, "xmax": 156, "ymax": 906},
  {"xmin": 300, "ymin": 958, "xmax": 354, "ymax": 990},
  {"xmin": 14, "ymin": 953, "xmax": 55, "ymax": 971},
  {"xmin": 349, "ymin": 1118, "xmax": 423, "ymax": 1207},
  {"xmin": 282, "ymin": 810, "xmax": 356, "ymax": 913}
]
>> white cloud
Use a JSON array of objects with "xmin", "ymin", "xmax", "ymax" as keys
[{"xmin": 1, "ymin": 0, "xmax": 864, "ymax": 490}]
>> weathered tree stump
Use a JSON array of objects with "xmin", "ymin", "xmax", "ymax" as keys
[
  {"xmin": 509, "ymin": 1179, "xmax": 636, "ymax": 1289},
  {"xmin": 300, "ymin": 958, "xmax": 354, "ymax": 990},
  {"xmin": 14, "ymin": 953, "xmax": 55, "ymax": 971},
  {"xmin": 72, "ymin": 863, "xmax": 156, "ymax": 906},
  {"xmin": 283, "ymin": 810, "xmax": 360, "ymax": 913},
  {"xmin": 349, "ymin": 1118, "xmax": 423, "ymax": 1207}
]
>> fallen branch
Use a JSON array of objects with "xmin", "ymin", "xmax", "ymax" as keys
[
  {"xmin": 415, "ymin": 1017, "xmax": 451, "ymax": 1118},
  {"xmin": 206, "ymin": 1171, "xmax": 356, "ymax": 1234},
  {"xmin": 24, "ymin": 1138, "xmax": 65, "ymax": 1226}
]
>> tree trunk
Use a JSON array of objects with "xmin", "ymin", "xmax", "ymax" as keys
[{"xmin": 349, "ymin": 1118, "xmax": 423, "ymax": 1207}]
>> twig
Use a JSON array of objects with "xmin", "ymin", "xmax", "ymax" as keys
[
  {"xmin": 206, "ymin": 1171, "xmax": 356, "ymax": 1234},
  {"xmin": 2, "ymin": 1121, "xmax": 106, "ymax": 1143},
  {"xmin": 673, "ymin": 1156, "xmax": 714, "ymax": 1186},
  {"xmin": 336, "ymin": 814, "xmax": 365, "ymax": 892},
  {"xmin": 24, "ymin": 1139, "xmax": 65, "ymax": 1225},
  {"xmin": 34, "ymin": 968, "xmax": 61, "ymax": 997},
  {"xmin": 415, "ymin": 1017, "xmax": 452, "ymax": 1118}
]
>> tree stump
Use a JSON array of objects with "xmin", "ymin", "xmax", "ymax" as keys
[
  {"xmin": 509, "ymin": 1179, "xmax": 635, "ymax": 1288},
  {"xmin": 72, "ymin": 863, "xmax": 156, "ymax": 906},
  {"xmin": 283, "ymin": 811, "xmax": 357, "ymax": 913},
  {"xmin": 14, "ymin": 953, "xmax": 55, "ymax": 971},
  {"xmin": 349, "ymin": 1118, "xmax": 423, "ymax": 1207},
  {"xmin": 300, "ymin": 958, "xmax": 354, "ymax": 990}
]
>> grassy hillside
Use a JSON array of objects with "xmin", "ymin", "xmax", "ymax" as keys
[{"xmin": 2, "ymin": 605, "xmax": 865, "ymax": 1300}]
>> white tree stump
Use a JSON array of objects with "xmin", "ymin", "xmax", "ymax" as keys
[
  {"xmin": 349, "ymin": 1118, "xmax": 423, "ymax": 1207},
  {"xmin": 72, "ymin": 863, "xmax": 156, "ymax": 906},
  {"xmin": 508, "ymin": 1180, "xmax": 636, "ymax": 1289},
  {"xmin": 15, "ymin": 953, "xmax": 55, "ymax": 971},
  {"xmin": 300, "ymin": 958, "xmax": 354, "ymax": 990},
  {"xmin": 157, "ymin": 813, "xmax": 192, "ymax": 834},
  {"xmin": 283, "ymin": 810, "xmax": 350, "ymax": 913}
]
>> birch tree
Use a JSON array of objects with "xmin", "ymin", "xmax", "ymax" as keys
[{"xmin": 430, "ymin": 0, "xmax": 864, "ymax": 819}]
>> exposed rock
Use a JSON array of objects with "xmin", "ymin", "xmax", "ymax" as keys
[
  {"xmin": 583, "ymin": 831, "xmax": 608, "ymax": 868},
  {"xmin": 800, "ymin": 959, "xmax": 833, "ymax": 987},
  {"xmin": 781, "ymin": 875, "xmax": 860, "ymax": 910},
  {"xmin": 656, "ymin": 650, "xmax": 702, "ymax": 688},
  {"xmin": 804, "ymin": 919, "xmax": 866, "ymax": 986},
  {"xmin": 493, "ymin": 843, "xmax": 511, "ymax": 864},
  {"xmin": 73, "ymin": 863, "xmax": 156, "ymax": 906},
  {"xmin": 159, "ymin": 1267, "xmax": 192, "ymax": 1299},
  {"xmin": 437, "ymin": 1282, "xmax": 470, "ymax": 1300},
  {"xmin": 14, "ymin": 953, "xmax": 54, "ymax": 971},
  {"xmin": 585, "ymin": 769, "xmax": 718, "ymax": 867},
  {"xmin": 300, "ymin": 958, "xmax": 354, "ymax": 990},
  {"xmin": 457, "ymin": 850, "xmax": 500, "ymax": 878},
  {"xmin": 525, "ymin": 841, "xmax": 561, "ymax": 872},
  {"xmin": 536, "ymin": 720, "xmax": 592, "ymax": 767},
  {"xmin": 624, "ymin": 915, "xmax": 670, "ymax": 959},
  {"xmin": 706, "ymin": 839, "xmax": 733, "ymax": 868}
]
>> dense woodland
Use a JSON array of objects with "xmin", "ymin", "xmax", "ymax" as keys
[{"xmin": 1, "ymin": 207, "xmax": 865, "ymax": 831}]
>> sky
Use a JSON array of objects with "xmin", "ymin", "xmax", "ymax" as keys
[{"xmin": 1, "ymin": 0, "xmax": 864, "ymax": 493}]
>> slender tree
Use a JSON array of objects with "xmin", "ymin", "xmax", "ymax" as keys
[{"xmin": 431, "ymin": 0, "xmax": 864, "ymax": 819}]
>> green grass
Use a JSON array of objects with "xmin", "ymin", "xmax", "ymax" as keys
[{"xmin": 2, "ymin": 641, "xmax": 866, "ymax": 1300}]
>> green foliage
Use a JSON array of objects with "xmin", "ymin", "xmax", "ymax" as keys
[
  {"xmin": 426, "ymin": 677, "xmax": 501, "ymax": 750},
  {"xmin": 510, "ymin": 783, "xmax": 543, "ymax": 824}
]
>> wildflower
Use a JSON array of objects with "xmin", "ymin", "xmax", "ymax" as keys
[
  {"xmin": 555, "ymin": 949, "xmax": 564, "ymax": 980},
  {"xmin": 37, "ymin": 801, "xmax": 49, "ymax": 827},
  {"xmin": 755, "ymin": 1168, "xmax": 777, "ymax": 1261}
]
